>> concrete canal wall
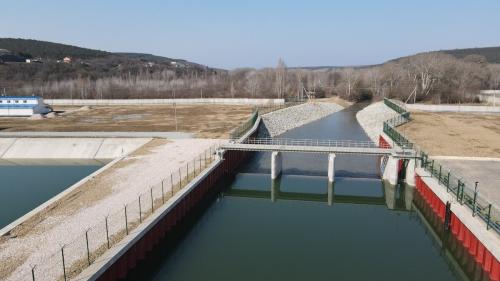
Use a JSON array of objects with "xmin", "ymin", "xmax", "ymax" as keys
[
  {"xmin": 414, "ymin": 171, "xmax": 500, "ymax": 281},
  {"xmin": 45, "ymin": 98, "xmax": 285, "ymax": 106},
  {"xmin": 77, "ymin": 116, "xmax": 262, "ymax": 281},
  {"xmin": 358, "ymin": 100, "xmax": 500, "ymax": 281},
  {"xmin": 0, "ymin": 138, "xmax": 151, "ymax": 164}
]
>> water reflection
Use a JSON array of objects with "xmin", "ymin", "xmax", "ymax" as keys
[{"xmin": 226, "ymin": 173, "xmax": 414, "ymax": 212}]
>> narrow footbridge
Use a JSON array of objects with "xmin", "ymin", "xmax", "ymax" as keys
[{"xmin": 221, "ymin": 138, "xmax": 412, "ymax": 157}]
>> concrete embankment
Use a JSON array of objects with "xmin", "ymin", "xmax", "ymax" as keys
[
  {"xmin": 262, "ymin": 102, "xmax": 344, "ymax": 137},
  {"xmin": 0, "ymin": 139, "xmax": 223, "ymax": 281},
  {"xmin": 0, "ymin": 138, "xmax": 151, "ymax": 164},
  {"xmin": 45, "ymin": 98, "xmax": 284, "ymax": 106},
  {"xmin": 356, "ymin": 101, "xmax": 399, "ymax": 143},
  {"xmin": 357, "ymin": 99, "xmax": 500, "ymax": 280}
]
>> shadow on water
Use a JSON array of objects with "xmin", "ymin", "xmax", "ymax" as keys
[{"xmin": 126, "ymin": 102, "xmax": 484, "ymax": 281}]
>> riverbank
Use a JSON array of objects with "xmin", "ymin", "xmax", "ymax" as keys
[
  {"xmin": 355, "ymin": 101, "xmax": 399, "ymax": 143},
  {"xmin": 261, "ymin": 102, "xmax": 344, "ymax": 137},
  {"xmin": 0, "ymin": 138, "xmax": 221, "ymax": 280}
]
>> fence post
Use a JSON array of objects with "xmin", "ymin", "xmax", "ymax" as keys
[
  {"xmin": 459, "ymin": 182, "xmax": 464, "ymax": 204},
  {"xmin": 150, "ymin": 187, "xmax": 154, "ymax": 213},
  {"xmin": 139, "ymin": 195, "xmax": 142, "ymax": 223},
  {"xmin": 430, "ymin": 160, "xmax": 434, "ymax": 178},
  {"xmin": 124, "ymin": 205, "xmax": 129, "ymax": 235},
  {"xmin": 456, "ymin": 180, "xmax": 461, "ymax": 201},
  {"xmin": 105, "ymin": 216, "xmax": 110, "ymax": 249},
  {"xmin": 187, "ymin": 162, "xmax": 189, "ymax": 181},
  {"xmin": 171, "ymin": 173, "xmax": 174, "ymax": 196},
  {"xmin": 161, "ymin": 180, "xmax": 165, "ymax": 204},
  {"xmin": 438, "ymin": 165, "xmax": 442, "ymax": 183},
  {"xmin": 85, "ymin": 229, "xmax": 91, "ymax": 265},
  {"xmin": 31, "ymin": 265, "xmax": 36, "ymax": 281},
  {"xmin": 61, "ymin": 246, "xmax": 67, "ymax": 281},
  {"xmin": 472, "ymin": 182, "xmax": 478, "ymax": 217},
  {"xmin": 178, "ymin": 168, "xmax": 182, "ymax": 189},
  {"xmin": 486, "ymin": 204, "xmax": 492, "ymax": 230},
  {"xmin": 446, "ymin": 171, "xmax": 450, "ymax": 192}
]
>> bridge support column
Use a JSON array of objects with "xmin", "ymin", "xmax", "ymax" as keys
[
  {"xmin": 328, "ymin": 153, "xmax": 336, "ymax": 183},
  {"xmin": 382, "ymin": 155, "xmax": 399, "ymax": 185},
  {"xmin": 271, "ymin": 151, "xmax": 282, "ymax": 180},
  {"xmin": 327, "ymin": 181, "xmax": 334, "ymax": 206},
  {"xmin": 405, "ymin": 158, "xmax": 416, "ymax": 187}
]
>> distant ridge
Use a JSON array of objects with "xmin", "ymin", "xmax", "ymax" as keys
[{"xmin": 439, "ymin": 46, "xmax": 500, "ymax": 63}]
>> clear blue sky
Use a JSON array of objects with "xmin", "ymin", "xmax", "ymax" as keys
[{"xmin": 1, "ymin": 0, "xmax": 500, "ymax": 69}]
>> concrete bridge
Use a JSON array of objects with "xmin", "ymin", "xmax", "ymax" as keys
[{"xmin": 220, "ymin": 138, "xmax": 417, "ymax": 186}]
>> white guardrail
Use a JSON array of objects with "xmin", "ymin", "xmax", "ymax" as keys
[{"xmin": 237, "ymin": 138, "xmax": 391, "ymax": 149}]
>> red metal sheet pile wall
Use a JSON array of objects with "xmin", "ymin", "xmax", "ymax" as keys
[
  {"xmin": 416, "ymin": 175, "xmax": 500, "ymax": 281},
  {"xmin": 97, "ymin": 150, "xmax": 248, "ymax": 281}
]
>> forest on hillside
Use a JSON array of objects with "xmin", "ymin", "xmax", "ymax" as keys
[
  {"xmin": 3, "ymin": 53, "xmax": 499, "ymax": 104},
  {"xmin": 1, "ymin": 39, "xmax": 500, "ymax": 103}
]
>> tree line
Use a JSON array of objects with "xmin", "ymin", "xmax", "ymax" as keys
[{"xmin": 3, "ymin": 52, "xmax": 500, "ymax": 103}]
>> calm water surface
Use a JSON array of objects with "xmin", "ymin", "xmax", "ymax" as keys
[
  {"xmin": 0, "ymin": 164, "xmax": 102, "ymax": 228},
  {"xmin": 139, "ymin": 104, "xmax": 478, "ymax": 281}
]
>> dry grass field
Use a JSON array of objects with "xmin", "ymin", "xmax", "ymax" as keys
[
  {"xmin": 0, "ymin": 105, "xmax": 255, "ymax": 138},
  {"xmin": 399, "ymin": 111, "xmax": 500, "ymax": 157}
]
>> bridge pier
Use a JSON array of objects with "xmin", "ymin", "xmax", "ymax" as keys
[
  {"xmin": 327, "ymin": 181, "xmax": 334, "ymax": 206},
  {"xmin": 271, "ymin": 151, "xmax": 282, "ymax": 180},
  {"xmin": 327, "ymin": 153, "xmax": 336, "ymax": 182},
  {"xmin": 405, "ymin": 158, "xmax": 416, "ymax": 186},
  {"xmin": 382, "ymin": 155, "xmax": 399, "ymax": 185}
]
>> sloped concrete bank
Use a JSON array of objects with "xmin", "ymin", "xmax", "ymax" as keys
[
  {"xmin": 0, "ymin": 138, "xmax": 151, "ymax": 164},
  {"xmin": 261, "ymin": 102, "xmax": 344, "ymax": 137},
  {"xmin": 355, "ymin": 101, "xmax": 399, "ymax": 143}
]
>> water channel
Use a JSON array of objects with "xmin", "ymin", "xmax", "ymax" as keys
[
  {"xmin": 131, "ymin": 103, "xmax": 487, "ymax": 281},
  {"xmin": 0, "ymin": 164, "xmax": 102, "ymax": 229}
]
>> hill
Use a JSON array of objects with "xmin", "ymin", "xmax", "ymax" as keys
[
  {"xmin": 0, "ymin": 38, "xmax": 207, "ymax": 69},
  {"xmin": 440, "ymin": 46, "xmax": 500, "ymax": 63},
  {"xmin": 0, "ymin": 38, "xmax": 109, "ymax": 59}
]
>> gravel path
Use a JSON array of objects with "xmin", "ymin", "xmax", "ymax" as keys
[
  {"xmin": 356, "ymin": 101, "xmax": 399, "ymax": 143},
  {"xmin": 262, "ymin": 102, "xmax": 344, "ymax": 137},
  {"xmin": 0, "ymin": 138, "xmax": 221, "ymax": 281}
]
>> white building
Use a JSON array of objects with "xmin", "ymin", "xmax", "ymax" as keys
[
  {"xmin": 0, "ymin": 96, "xmax": 52, "ymax": 116},
  {"xmin": 478, "ymin": 90, "xmax": 499, "ymax": 107}
]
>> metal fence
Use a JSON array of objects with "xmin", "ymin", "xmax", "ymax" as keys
[
  {"xmin": 16, "ymin": 145, "xmax": 219, "ymax": 281},
  {"xmin": 228, "ymin": 101, "xmax": 304, "ymax": 139},
  {"xmin": 382, "ymin": 98, "xmax": 500, "ymax": 234}
]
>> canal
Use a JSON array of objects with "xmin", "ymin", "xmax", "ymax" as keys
[
  {"xmin": 130, "ymin": 104, "xmax": 487, "ymax": 281},
  {"xmin": 0, "ymin": 163, "xmax": 102, "ymax": 229}
]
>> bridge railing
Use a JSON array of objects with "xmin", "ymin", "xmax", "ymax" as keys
[
  {"xmin": 383, "ymin": 98, "xmax": 499, "ymax": 234},
  {"xmin": 240, "ymin": 138, "xmax": 391, "ymax": 149}
]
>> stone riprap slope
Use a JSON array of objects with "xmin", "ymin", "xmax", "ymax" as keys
[
  {"xmin": 356, "ymin": 101, "xmax": 399, "ymax": 143},
  {"xmin": 262, "ymin": 102, "xmax": 344, "ymax": 137}
]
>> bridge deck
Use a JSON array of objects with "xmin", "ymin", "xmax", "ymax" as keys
[
  {"xmin": 221, "ymin": 138, "xmax": 416, "ymax": 156},
  {"xmin": 221, "ymin": 143, "xmax": 394, "ymax": 155}
]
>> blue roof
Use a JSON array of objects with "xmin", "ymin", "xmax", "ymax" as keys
[{"xmin": 0, "ymin": 96, "xmax": 41, "ymax": 99}]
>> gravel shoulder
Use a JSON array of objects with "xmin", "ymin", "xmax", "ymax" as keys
[
  {"xmin": 0, "ymin": 138, "xmax": 221, "ymax": 280},
  {"xmin": 262, "ymin": 102, "xmax": 344, "ymax": 137}
]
